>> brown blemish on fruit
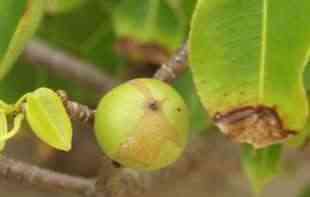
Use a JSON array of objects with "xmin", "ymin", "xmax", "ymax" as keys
[
  {"xmin": 116, "ymin": 104, "xmax": 181, "ymax": 168},
  {"xmin": 148, "ymin": 100, "xmax": 159, "ymax": 111},
  {"xmin": 117, "ymin": 80, "xmax": 183, "ymax": 168},
  {"xmin": 129, "ymin": 79, "xmax": 166, "ymax": 112},
  {"xmin": 214, "ymin": 106, "xmax": 296, "ymax": 149}
]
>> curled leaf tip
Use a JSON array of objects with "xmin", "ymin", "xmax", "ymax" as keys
[{"xmin": 214, "ymin": 106, "xmax": 296, "ymax": 148}]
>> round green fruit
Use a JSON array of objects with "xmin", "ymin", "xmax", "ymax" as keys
[{"xmin": 95, "ymin": 78, "xmax": 189, "ymax": 171}]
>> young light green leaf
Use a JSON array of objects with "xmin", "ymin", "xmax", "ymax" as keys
[
  {"xmin": 113, "ymin": 0, "xmax": 185, "ymax": 51},
  {"xmin": 25, "ymin": 88, "xmax": 72, "ymax": 151},
  {"xmin": 242, "ymin": 144, "xmax": 282, "ymax": 194},
  {"xmin": 190, "ymin": 0, "xmax": 310, "ymax": 148},
  {"xmin": 46, "ymin": 0, "xmax": 86, "ymax": 14},
  {"xmin": 0, "ymin": 111, "xmax": 8, "ymax": 151},
  {"xmin": 0, "ymin": 100, "xmax": 14, "ymax": 113},
  {"xmin": 0, "ymin": 0, "xmax": 44, "ymax": 79},
  {"xmin": 0, "ymin": 113, "xmax": 24, "ymax": 142}
]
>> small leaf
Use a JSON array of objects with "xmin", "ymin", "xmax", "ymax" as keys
[
  {"xmin": 0, "ymin": 111, "xmax": 8, "ymax": 151},
  {"xmin": 0, "ymin": 113, "xmax": 24, "ymax": 141},
  {"xmin": 242, "ymin": 144, "xmax": 282, "ymax": 194},
  {"xmin": 0, "ymin": 100, "xmax": 14, "ymax": 113},
  {"xmin": 0, "ymin": 0, "xmax": 44, "ymax": 79},
  {"xmin": 25, "ymin": 88, "xmax": 72, "ymax": 151},
  {"xmin": 113, "ymin": 0, "xmax": 185, "ymax": 51},
  {"xmin": 190, "ymin": 0, "xmax": 310, "ymax": 148}
]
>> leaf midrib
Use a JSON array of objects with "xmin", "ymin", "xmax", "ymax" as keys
[{"xmin": 259, "ymin": 0, "xmax": 268, "ymax": 101}]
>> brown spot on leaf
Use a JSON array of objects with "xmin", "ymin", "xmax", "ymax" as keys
[{"xmin": 214, "ymin": 106, "xmax": 296, "ymax": 149}]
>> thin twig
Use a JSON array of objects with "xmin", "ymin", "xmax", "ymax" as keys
[
  {"xmin": 0, "ymin": 155, "xmax": 96, "ymax": 196},
  {"xmin": 22, "ymin": 39, "xmax": 119, "ymax": 93},
  {"xmin": 57, "ymin": 90, "xmax": 95, "ymax": 124},
  {"xmin": 153, "ymin": 43, "xmax": 189, "ymax": 82}
]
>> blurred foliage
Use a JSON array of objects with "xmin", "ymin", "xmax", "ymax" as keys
[
  {"xmin": 173, "ymin": 71, "xmax": 210, "ymax": 133},
  {"xmin": 0, "ymin": 0, "xmax": 44, "ymax": 79},
  {"xmin": 299, "ymin": 185, "xmax": 310, "ymax": 197},
  {"xmin": 46, "ymin": 0, "xmax": 86, "ymax": 14},
  {"xmin": 113, "ymin": 0, "xmax": 186, "ymax": 51},
  {"xmin": 242, "ymin": 144, "xmax": 282, "ymax": 194}
]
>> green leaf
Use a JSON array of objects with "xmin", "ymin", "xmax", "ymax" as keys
[
  {"xmin": 0, "ymin": 113, "xmax": 24, "ymax": 142},
  {"xmin": 190, "ymin": 0, "xmax": 310, "ymax": 148},
  {"xmin": 180, "ymin": 0, "xmax": 197, "ymax": 22},
  {"xmin": 46, "ymin": 0, "xmax": 86, "ymax": 14},
  {"xmin": 25, "ymin": 88, "xmax": 72, "ymax": 151},
  {"xmin": 0, "ymin": 111, "xmax": 8, "ymax": 152},
  {"xmin": 0, "ymin": 0, "xmax": 44, "ymax": 79},
  {"xmin": 289, "ymin": 94, "xmax": 310, "ymax": 147},
  {"xmin": 38, "ymin": 0, "xmax": 122, "ymax": 74},
  {"xmin": 242, "ymin": 144, "xmax": 282, "ymax": 194},
  {"xmin": 304, "ymin": 62, "xmax": 310, "ymax": 91},
  {"xmin": 113, "ymin": 0, "xmax": 185, "ymax": 51},
  {"xmin": 295, "ymin": 63, "xmax": 310, "ymax": 147}
]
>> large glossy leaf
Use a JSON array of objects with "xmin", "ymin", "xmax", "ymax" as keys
[
  {"xmin": 304, "ymin": 62, "xmax": 310, "ymax": 91},
  {"xmin": 242, "ymin": 144, "xmax": 282, "ymax": 194},
  {"xmin": 25, "ymin": 88, "xmax": 72, "ymax": 151},
  {"xmin": 113, "ymin": 0, "xmax": 185, "ymax": 51},
  {"xmin": 190, "ymin": 0, "xmax": 310, "ymax": 148},
  {"xmin": 180, "ymin": 0, "xmax": 197, "ymax": 22},
  {"xmin": 0, "ymin": 0, "xmax": 44, "ymax": 79},
  {"xmin": 289, "ymin": 94, "xmax": 310, "ymax": 148},
  {"xmin": 296, "ymin": 63, "xmax": 310, "ymax": 147}
]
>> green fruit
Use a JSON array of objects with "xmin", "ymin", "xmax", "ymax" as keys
[{"xmin": 95, "ymin": 78, "xmax": 189, "ymax": 171}]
